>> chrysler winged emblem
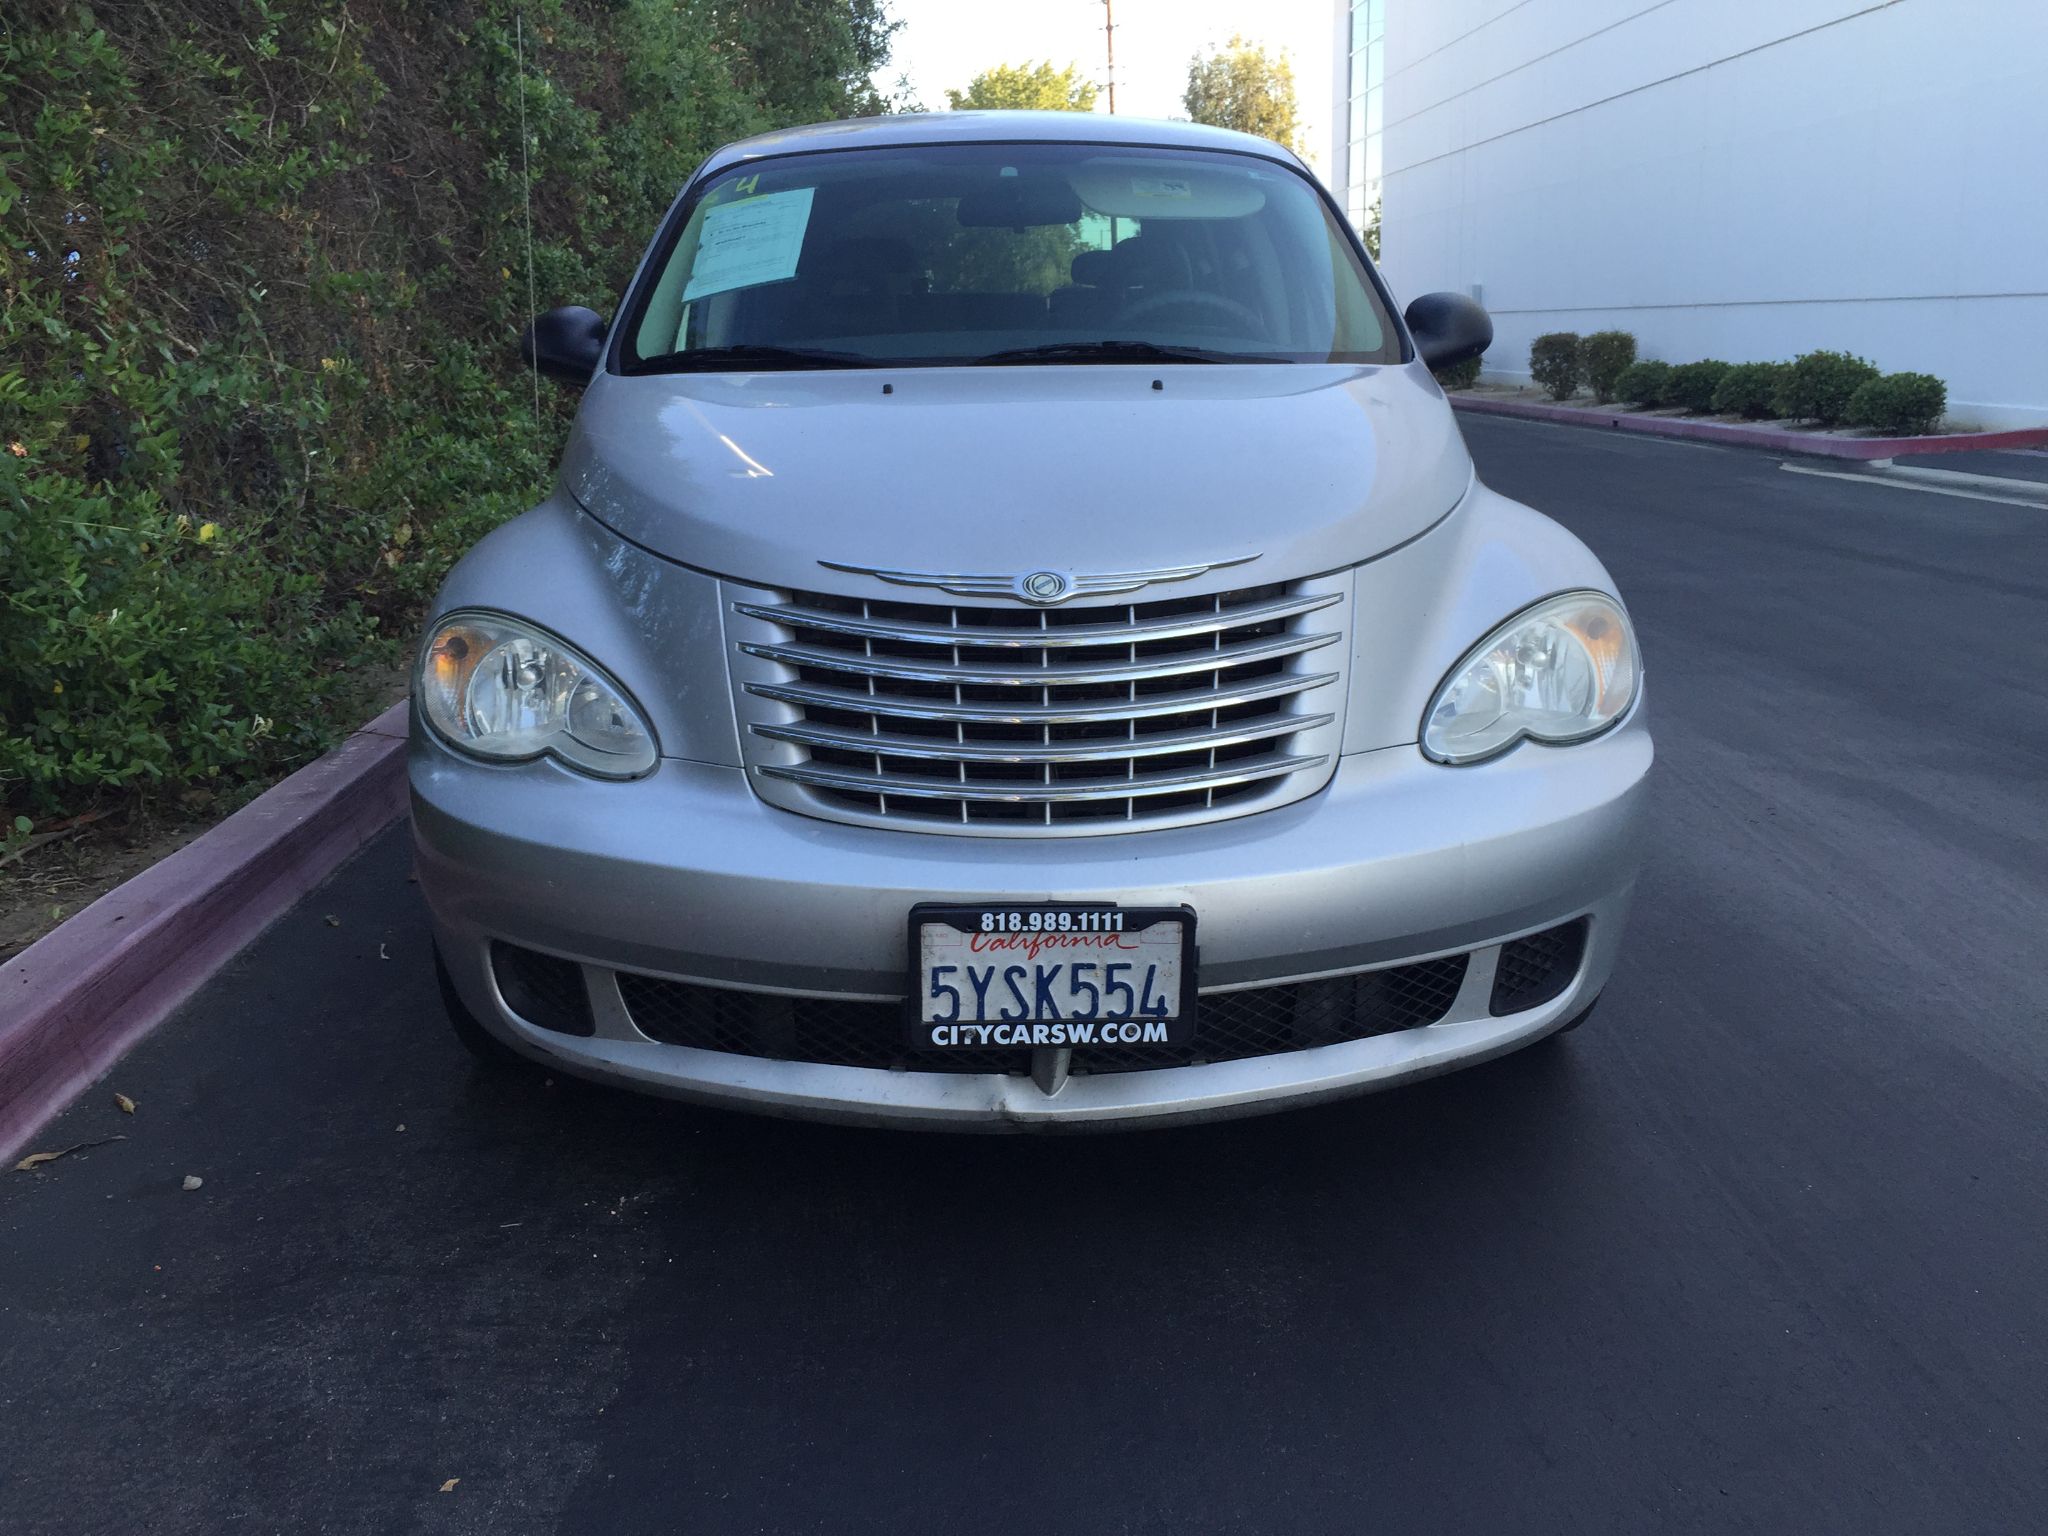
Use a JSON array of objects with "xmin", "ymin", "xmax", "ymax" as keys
[{"xmin": 818, "ymin": 555, "xmax": 1259, "ymax": 606}]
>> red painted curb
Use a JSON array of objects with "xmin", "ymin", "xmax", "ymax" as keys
[
  {"xmin": 0, "ymin": 702, "xmax": 410, "ymax": 1163},
  {"xmin": 1450, "ymin": 393, "xmax": 2048, "ymax": 460}
]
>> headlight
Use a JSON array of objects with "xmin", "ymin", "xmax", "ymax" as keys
[
  {"xmin": 417, "ymin": 612, "xmax": 657, "ymax": 778},
  {"xmin": 1422, "ymin": 591, "xmax": 1639, "ymax": 764}
]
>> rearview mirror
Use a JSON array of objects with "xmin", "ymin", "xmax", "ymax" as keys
[
  {"xmin": 519, "ymin": 305, "xmax": 608, "ymax": 385},
  {"xmin": 956, "ymin": 178, "xmax": 1084, "ymax": 228},
  {"xmin": 1403, "ymin": 292, "xmax": 1492, "ymax": 373}
]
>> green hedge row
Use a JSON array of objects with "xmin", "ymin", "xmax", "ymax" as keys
[
  {"xmin": 1532, "ymin": 333, "xmax": 1948, "ymax": 434},
  {"xmin": 1432, "ymin": 355, "xmax": 1483, "ymax": 390},
  {"xmin": 1, "ymin": 0, "xmax": 897, "ymax": 828},
  {"xmin": 1528, "ymin": 330, "xmax": 1636, "ymax": 402}
]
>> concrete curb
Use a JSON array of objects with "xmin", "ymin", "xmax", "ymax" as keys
[
  {"xmin": 1, "ymin": 702, "xmax": 410, "ymax": 1164},
  {"xmin": 1450, "ymin": 393, "xmax": 2048, "ymax": 460}
]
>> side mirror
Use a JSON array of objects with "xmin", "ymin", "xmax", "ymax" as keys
[
  {"xmin": 519, "ymin": 305, "xmax": 608, "ymax": 385},
  {"xmin": 1403, "ymin": 292, "xmax": 1492, "ymax": 372}
]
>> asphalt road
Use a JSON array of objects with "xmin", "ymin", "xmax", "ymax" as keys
[
  {"xmin": 1897, "ymin": 446, "xmax": 2048, "ymax": 483},
  {"xmin": 4, "ymin": 416, "xmax": 2046, "ymax": 1535}
]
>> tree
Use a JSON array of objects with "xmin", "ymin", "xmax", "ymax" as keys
[
  {"xmin": 1362, "ymin": 194, "xmax": 1382, "ymax": 260},
  {"xmin": 0, "ymin": 0, "xmax": 916, "ymax": 823},
  {"xmin": 1183, "ymin": 36, "xmax": 1301, "ymax": 149},
  {"xmin": 723, "ymin": 0, "xmax": 903, "ymax": 120},
  {"xmin": 946, "ymin": 60, "xmax": 1098, "ymax": 113}
]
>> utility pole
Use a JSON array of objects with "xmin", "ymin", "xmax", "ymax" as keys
[{"xmin": 1102, "ymin": 0, "xmax": 1117, "ymax": 114}]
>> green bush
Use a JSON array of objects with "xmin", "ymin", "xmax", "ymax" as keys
[
  {"xmin": 1615, "ymin": 360, "xmax": 1673, "ymax": 408},
  {"xmin": 1666, "ymin": 360, "xmax": 1733, "ymax": 414},
  {"xmin": 1529, "ymin": 332, "xmax": 1583, "ymax": 401},
  {"xmin": 1711, "ymin": 362, "xmax": 1789, "ymax": 419},
  {"xmin": 1773, "ymin": 350, "xmax": 1881, "ymax": 426},
  {"xmin": 1581, "ymin": 331, "xmax": 1637, "ymax": 403},
  {"xmin": 1846, "ymin": 372, "xmax": 1948, "ymax": 436},
  {"xmin": 1433, "ymin": 355, "xmax": 1482, "ymax": 390},
  {"xmin": 0, "ymin": 0, "xmax": 897, "ymax": 823}
]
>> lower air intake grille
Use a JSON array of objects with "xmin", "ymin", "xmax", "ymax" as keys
[
  {"xmin": 616, "ymin": 953, "xmax": 1468, "ymax": 1075},
  {"xmin": 492, "ymin": 941, "xmax": 595, "ymax": 1037},
  {"xmin": 1489, "ymin": 920, "xmax": 1588, "ymax": 1016}
]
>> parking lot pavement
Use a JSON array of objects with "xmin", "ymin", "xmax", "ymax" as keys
[{"xmin": 4, "ymin": 414, "xmax": 2047, "ymax": 1535}]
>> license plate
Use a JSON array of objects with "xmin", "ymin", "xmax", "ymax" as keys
[{"xmin": 908, "ymin": 904, "xmax": 1196, "ymax": 1052}]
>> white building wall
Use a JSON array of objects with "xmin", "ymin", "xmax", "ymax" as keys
[{"xmin": 1374, "ymin": 0, "xmax": 2048, "ymax": 428}]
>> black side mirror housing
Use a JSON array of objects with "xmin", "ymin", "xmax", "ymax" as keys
[
  {"xmin": 519, "ymin": 305, "xmax": 608, "ymax": 385},
  {"xmin": 1403, "ymin": 291, "xmax": 1493, "ymax": 373}
]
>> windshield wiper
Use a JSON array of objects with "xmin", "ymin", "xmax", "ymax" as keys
[
  {"xmin": 637, "ymin": 344, "xmax": 882, "ymax": 373},
  {"xmin": 973, "ymin": 340, "xmax": 1292, "ymax": 366}
]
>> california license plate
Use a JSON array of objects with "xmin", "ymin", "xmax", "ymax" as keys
[{"xmin": 908, "ymin": 904, "xmax": 1196, "ymax": 1052}]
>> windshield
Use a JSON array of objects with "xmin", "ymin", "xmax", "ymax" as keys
[{"xmin": 623, "ymin": 142, "xmax": 1399, "ymax": 370}]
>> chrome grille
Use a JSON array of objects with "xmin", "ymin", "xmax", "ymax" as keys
[{"xmin": 725, "ymin": 573, "xmax": 1349, "ymax": 834}]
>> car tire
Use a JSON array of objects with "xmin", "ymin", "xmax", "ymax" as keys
[
  {"xmin": 434, "ymin": 942, "xmax": 532, "ymax": 1072},
  {"xmin": 1549, "ymin": 993, "xmax": 1600, "ymax": 1037}
]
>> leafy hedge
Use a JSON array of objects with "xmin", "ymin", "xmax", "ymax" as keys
[
  {"xmin": 0, "ymin": 0, "xmax": 895, "ymax": 825},
  {"xmin": 1848, "ymin": 372, "xmax": 1947, "ymax": 436},
  {"xmin": 1581, "ymin": 331, "xmax": 1636, "ymax": 404},
  {"xmin": 1773, "ymin": 350, "xmax": 1881, "ymax": 426},
  {"xmin": 1615, "ymin": 360, "xmax": 1673, "ymax": 409},
  {"xmin": 1711, "ymin": 362, "xmax": 1788, "ymax": 419},
  {"xmin": 1529, "ymin": 332, "xmax": 1582, "ymax": 401},
  {"xmin": 1433, "ymin": 355, "xmax": 1482, "ymax": 390},
  {"xmin": 1603, "ymin": 349, "xmax": 1944, "ymax": 431},
  {"xmin": 1666, "ymin": 360, "xmax": 1732, "ymax": 414}
]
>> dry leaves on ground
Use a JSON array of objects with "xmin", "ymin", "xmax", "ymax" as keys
[{"xmin": 12, "ymin": 1135, "xmax": 126, "ymax": 1172}]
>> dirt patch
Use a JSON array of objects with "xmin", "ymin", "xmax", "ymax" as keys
[
  {"xmin": 0, "ymin": 819, "xmax": 214, "ymax": 963},
  {"xmin": 1, "ymin": 675, "xmax": 409, "ymax": 964}
]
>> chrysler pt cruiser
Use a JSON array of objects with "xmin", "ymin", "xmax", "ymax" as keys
[{"xmin": 411, "ymin": 112, "xmax": 1652, "ymax": 1129}]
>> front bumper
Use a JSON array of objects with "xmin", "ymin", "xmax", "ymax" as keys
[{"xmin": 411, "ymin": 710, "xmax": 1651, "ymax": 1129}]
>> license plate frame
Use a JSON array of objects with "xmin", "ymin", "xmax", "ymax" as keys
[{"xmin": 906, "ymin": 903, "xmax": 1198, "ymax": 1052}]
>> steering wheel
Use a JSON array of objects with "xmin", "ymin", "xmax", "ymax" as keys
[{"xmin": 1115, "ymin": 287, "xmax": 1264, "ymax": 332}]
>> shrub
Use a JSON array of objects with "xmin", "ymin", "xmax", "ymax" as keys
[
  {"xmin": 1615, "ymin": 360, "xmax": 1673, "ymax": 408},
  {"xmin": 1529, "ymin": 333, "xmax": 1583, "ymax": 401},
  {"xmin": 1847, "ymin": 372, "xmax": 1948, "ymax": 436},
  {"xmin": 1666, "ymin": 360, "xmax": 1733, "ymax": 414},
  {"xmin": 1773, "ymin": 350, "xmax": 1881, "ymax": 426},
  {"xmin": 1712, "ymin": 362, "xmax": 1789, "ymax": 419},
  {"xmin": 1433, "ymin": 355, "xmax": 1482, "ymax": 390},
  {"xmin": 0, "ymin": 1, "xmax": 896, "ymax": 824},
  {"xmin": 1581, "ymin": 331, "xmax": 1637, "ymax": 403}
]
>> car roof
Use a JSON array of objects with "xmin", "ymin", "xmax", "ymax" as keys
[{"xmin": 696, "ymin": 112, "xmax": 1310, "ymax": 181}]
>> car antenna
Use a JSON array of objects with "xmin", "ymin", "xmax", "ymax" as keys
[{"xmin": 515, "ymin": 11, "xmax": 540, "ymax": 430}]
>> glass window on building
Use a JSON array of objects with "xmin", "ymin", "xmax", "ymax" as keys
[{"xmin": 1341, "ymin": 0, "xmax": 1384, "ymax": 250}]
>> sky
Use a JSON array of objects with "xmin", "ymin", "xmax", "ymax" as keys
[{"xmin": 879, "ymin": 0, "xmax": 1337, "ymax": 177}]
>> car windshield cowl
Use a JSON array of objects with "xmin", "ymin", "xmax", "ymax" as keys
[
  {"xmin": 635, "ymin": 343, "xmax": 883, "ymax": 373},
  {"xmin": 970, "ymin": 340, "xmax": 1295, "ymax": 366}
]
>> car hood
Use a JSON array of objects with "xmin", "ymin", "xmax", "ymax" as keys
[{"xmin": 560, "ymin": 361, "xmax": 1472, "ymax": 599}]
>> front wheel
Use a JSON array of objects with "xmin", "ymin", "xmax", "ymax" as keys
[
  {"xmin": 1544, "ymin": 993, "xmax": 1601, "ymax": 1040},
  {"xmin": 434, "ymin": 942, "xmax": 532, "ymax": 1072}
]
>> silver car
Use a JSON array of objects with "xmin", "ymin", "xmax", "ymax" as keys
[{"xmin": 411, "ymin": 112, "xmax": 1651, "ymax": 1129}]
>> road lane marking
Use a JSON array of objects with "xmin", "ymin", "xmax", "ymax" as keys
[{"xmin": 1778, "ymin": 462, "xmax": 2048, "ymax": 509}]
